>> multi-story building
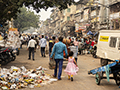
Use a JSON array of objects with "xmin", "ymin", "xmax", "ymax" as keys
[
  {"xmin": 99, "ymin": 0, "xmax": 120, "ymax": 30},
  {"xmin": 60, "ymin": 4, "xmax": 76, "ymax": 37},
  {"xmin": 109, "ymin": 0, "xmax": 120, "ymax": 30},
  {"xmin": 49, "ymin": 8, "xmax": 61, "ymax": 35},
  {"xmin": 46, "ymin": 0, "xmax": 120, "ymax": 37}
]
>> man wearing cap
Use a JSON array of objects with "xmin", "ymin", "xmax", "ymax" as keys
[{"xmin": 27, "ymin": 36, "xmax": 36, "ymax": 60}]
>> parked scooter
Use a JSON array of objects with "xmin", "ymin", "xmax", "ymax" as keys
[
  {"xmin": 0, "ymin": 47, "xmax": 16, "ymax": 65},
  {"xmin": 0, "ymin": 47, "xmax": 10, "ymax": 64},
  {"xmin": 91, "ymin": 46, "xmax": 97, "ymax": 58},
  {"xmin": 8, "ymin": 47, "xmax": 16, "ymax": 61}
]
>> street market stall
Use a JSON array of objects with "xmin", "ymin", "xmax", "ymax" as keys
[{"xmin": 5, "ymin": 28, "xmax": 21, "ymax": 55}]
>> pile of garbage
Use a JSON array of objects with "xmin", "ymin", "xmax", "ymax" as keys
[{"xmin": 0, "ymin": 66, "xmax": 57, "ymax": 90}]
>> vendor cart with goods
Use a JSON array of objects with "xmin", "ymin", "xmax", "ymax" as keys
[
  {"xmin": 49, "ymin": 39, "xmax": 70, "ymax": 69},
  {"xmin": 5, "ymin": 28, "xmax": 21, "ymax": 55},
  {"xmin": 88, "ymin": 60, "xmax": 120, "ymax": 86}
]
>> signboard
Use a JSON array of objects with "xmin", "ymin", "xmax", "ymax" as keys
[
  {"xmin": 91, "ymin": 10, "xmax": 96, "ymax": 17},
  {"xmin": 100, "ymin": 36, "xmax": 109, "ymax": 42},
  {"xmin": 83, "ymin": 9, "xmax": 89, "ymax": 21},
  {"xmin": 75, "ymin": 23, "xmax": 79, "ymax": 31},
  {"xmin": 110, "ymin": 12, "xmax": 120, "ymax": 20},
  {"xmin": 9, "ymin": 28, "xmax": 18, "ymax": 31}
]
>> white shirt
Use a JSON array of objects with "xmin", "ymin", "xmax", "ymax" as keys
[
  {"xmin": 39, "ymin": 38, "xmax": 47, "ymax": 47},
  {"xmin": 69, "ymin": 46, "xmax": 77, "ymax": 58},
  {"xmin": 20, "ymin": 36, "xmax": 24, "ymax": 40},
  {"xmin": 28, "ymin": 39, "xmax": 36, "ymax": 48}
]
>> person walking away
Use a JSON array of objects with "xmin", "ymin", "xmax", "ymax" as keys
[
  {"xmin": 39, "ymin": 35, "xmax": 47, "ymax": 57},
  {"xmin": 49, "ymin": 36, "xmax": 55, "ymax": 57},
  {"xmin": 78, "ymin": 40, "xmax": 83, "ymax": 55},
  {"xmin": 73, "ymin": 38, "xmax": 79, "ymax": 55},
  {"xmin": 68, "ymin": 43, "xmax": 78, "ymax": 63},
  {"xmin": 34, "ymin": 35, "xmax": 39, "ymax": 52},
  {"xmin": 50, "ymin": 36, "xmax": 68, "ymax": 80},
  {"xmin": 64, "ymin": 51, "xmax": 79, "ymax": 81},
  {"xmin": 27, "ymin": 36, "xmax": 36, "ymax": 61},
  {"xmin": 20, "ymin": 35, "xmax": 24, "ymax": 49}
]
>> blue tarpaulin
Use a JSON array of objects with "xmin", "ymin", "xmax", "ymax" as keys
[
  {"xmin": 87, "ymin": 31, "xmax": 93, "ymax": 35},
  {"xmin": 88, "ymin": 60, "xmax": 120, "ymax": 75},
  {"xmin": 94, "ymin": 32, "xmax": 98, "ymax": 36}
]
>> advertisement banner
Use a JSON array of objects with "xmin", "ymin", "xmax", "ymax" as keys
[
  {"xmin": 100, "ymin": 36, "xmax": 109, "ymax": 42},
  {"xmin": 9, "ymin": 28, "xmax": 18, "ymax": 31}
]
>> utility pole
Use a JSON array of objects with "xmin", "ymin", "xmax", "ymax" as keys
[
  {"xmin": 105, "ymin": 0, "xmax": 110, "ymax": 30},
  {"xmin": 60, "ymin": 11, "xmax": 62, "ymax": 36},
  {"xmin": 88, "ymin": 1, "xmax": 92, "ymax": 26},
  {"xmin": 95, "ymin": 0, "xmax": 99, "ymax": 31}
]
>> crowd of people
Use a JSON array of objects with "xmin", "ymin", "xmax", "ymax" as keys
[
  {"xmin": 21, "ymin": 33, "xmax": 98, "ymax": 82},
  {"xmin": 48, "ymin": 35, "xmax": 97, "ymax": 81}
]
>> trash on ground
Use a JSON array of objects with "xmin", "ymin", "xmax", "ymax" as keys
[{"xmin": 0, "ymin": 66, "xmax": 57, "ymax": 90}]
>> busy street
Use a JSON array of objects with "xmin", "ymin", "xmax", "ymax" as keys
[
  {"xmin": 1, "ymin": 0, "xmax": 120, "ymax": 90},
  {"xmin": 0, "ymin": 45, "xmax": 119, "ymax": 90}
]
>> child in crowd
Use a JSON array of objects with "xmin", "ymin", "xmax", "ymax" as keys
[{"xmin": 64, "ymin": 51, "xmax": 79, "ymax": 81}]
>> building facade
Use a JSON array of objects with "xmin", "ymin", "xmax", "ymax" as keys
[{"xmin": 42, "ymin": 0, "xmax": 120, "ymax": 37}]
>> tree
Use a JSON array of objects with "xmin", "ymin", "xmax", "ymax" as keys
[
  {"xmin": 14, "ymin": 6, "xmax": 40, "ymax": 31},
  {"xmin": 0, "ymin": 0, "xmax": 76, "ymax": 25}
]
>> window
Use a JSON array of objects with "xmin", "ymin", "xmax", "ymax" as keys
[
  {"xmin": 63, "ymin": 10, "xmax": 65, "ymax": 15},
  {"xmin": 67, "ymin": 8, "xmax": 71, "ymax": 12},
  {"xmin": 118, "ymin": 38, "xmax": 120, "ymax": 50},
  {"xmin": 115, "ymin": 20, "xmax": 119, "ymax": 29},
  {"xmin": 109, "ymin": 37, "xmax": 117, "ymax": 48},
  {"xmin": 67, "ymin": 16, "xmax": 70, "ymax": 21}
]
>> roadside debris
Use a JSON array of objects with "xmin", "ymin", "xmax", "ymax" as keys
[{"xmin": 0, "ymin": 66, "xmax": 57, "ymax": 90}]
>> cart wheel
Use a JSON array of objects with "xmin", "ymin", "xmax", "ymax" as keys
[
  {"xmin": 113, "ymin": 73, "xmax": 120, "ymax": 86},
  {"xmin": 95, "ymin": 73, "xmax": 101, "ymax": 85}
]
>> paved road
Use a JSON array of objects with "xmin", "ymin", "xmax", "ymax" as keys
[{"xmin": 1, "ymin": 45, "xmax": 120, "ymax": 90}]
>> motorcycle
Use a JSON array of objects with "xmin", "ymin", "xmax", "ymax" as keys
[
  {"xmin": 91, "ymin": 46, "xmax": 97, "ymax": 58},
  {"xmin": 8, "ymin": 48, "xmax": 16, "ymax": 61},
  {"xmin": 0, "ymin": 47, "xmax": 16, "ymax": 65},
  {"xmin": 0, "ymin": 47, "xmax": 10, "ymax": 65}
]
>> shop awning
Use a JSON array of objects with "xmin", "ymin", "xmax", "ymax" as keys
[{"xmin": 75, "ymin": 28, "xmax": 85, "ymax": 32}]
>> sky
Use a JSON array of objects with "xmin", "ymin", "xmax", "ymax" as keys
[
  {"xmin": 35, "ymin": 0, "xmax": 80, "ymax": 21},
  {"xmin": 38, "ymin": 8, "xmax": 53, "ymax": 21}
]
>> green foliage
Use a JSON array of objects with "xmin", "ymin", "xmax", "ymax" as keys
[
  {"xmin": 0, "ymin": 0, "xmax": 75, "ymax": 25},
  {"xmin": 14, "ymin": 6, "xmax": 40, "ymax": 31}
]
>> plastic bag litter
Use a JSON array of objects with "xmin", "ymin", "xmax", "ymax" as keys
[
  {"xmin": 0, "ymin": 66, "xmax": 57, "ymax": 90},
  {"xmin": 20, "ymin": 66, "xmax": 27, "ymax": 72},
  {"xmin": 29, "ymin": 84, "xmax": 35, "ymax": 89}
]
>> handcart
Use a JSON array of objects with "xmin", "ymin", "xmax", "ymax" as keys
[{"xmin": 88, "ymin": 60, "xmax": 120, "ymax": 85}]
